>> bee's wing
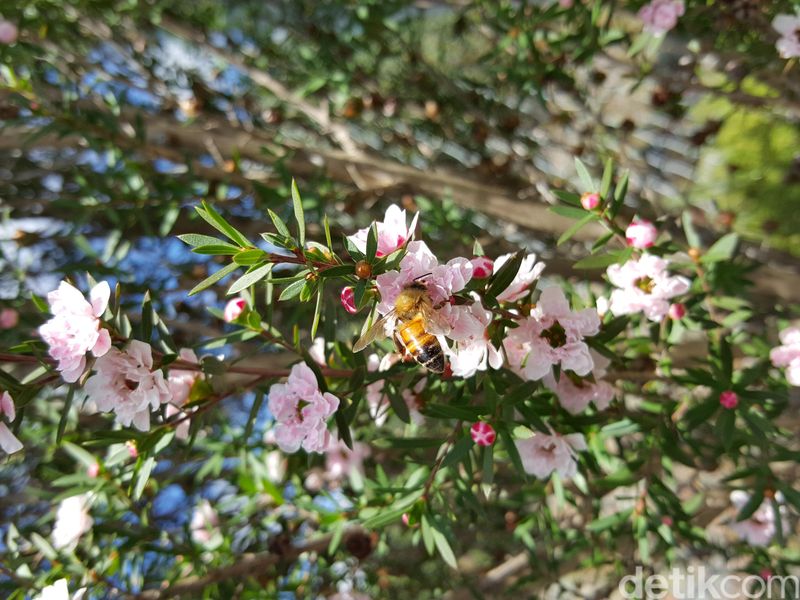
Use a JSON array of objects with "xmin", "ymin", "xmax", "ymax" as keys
[
  {"xmin": 353, "ymin": 310, "xmax": 395, "ymax": 352},
  {"xmin": 419, "ymin": 302, "xmax": 451, "ymax": 337}
]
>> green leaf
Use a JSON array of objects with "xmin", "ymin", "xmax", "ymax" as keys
[
  {"xmin": 736, "ymin": 487, "xmax": 764, "ymax": 521},
  {"xmin": 682, "ymin": 211, "xmax": 701, "ymax": 248},
  {"xmin": 133, "ymin": 456, "xmax": 156, "ymax": 501},
  {"xmin": 319, "ymin": 264, "xmax": 355, "ymax": 278},
  {"xmin": 486, "ymin": 250, "xmax": 524, "ymax": 302},
  {"xmin": 441, "ymin": 435, "xmax": 473, "ymax": 470},
  {"xmin": 549, "ymin": 205, "xmax": 588, "ymax": 219},
  {"xmin": 716, "ymin": 409, "xmax": 735, "ymax": 450},
  {"xmin": 311, "ymin": 285, "xmax": 323, "ymax": 339},
  {"xmin": 421, "ymin": 514, "xmax": 435, "ymax": 555},
  {"xmin": 600, "ymin": 158, "xmax": 613, "ymax": 199},
  {"xmin": 574, "ymin": 157, "xmax": 594, "ymax": 191},
  {"xmin": 431, "ymin": 525, "xmax": 458, "ymax": 569},
  {"xmin": 243, "ymin": 391, "xmax": 265, "ymax": 443},
  {"xmin": 573, "ymin": 247, "xmax": 633, "ymax": 269},
  {"xmin": 62, "ymin": 440, "xmax": 97, "ymax": 467},
  {"xmin": 228, "ymin": 263, "xmax": 272, "ymax": 295},
  {"xmin": 189, "ymin": 262, "xmax": 239, "ymax": 296},
  {"xmin": 278, "ymin": 278, "xmax": 307, "ymax": 301},
  {"xmin": 192, "ymin": 244, "xmax": 241, "ymax": 256},
  {"xmin": 178, "ymin": 233, "xmax": 234, "ymax": 248},
  {"xmin": 557, "ymin": 213, "xmax": 599, "ymax": 246},
  {"xmin": 196, "ymin": 202, "xmax": 250, "ymax": 248},
  {"xmin": 323, "ymin": 214, "xmax": 333, "ymax": 250},
  {"xmin": 268, "ymin": 209, "xmax": 291, "ymax": 239},
  {"xmin": 140, "ymin": 291, "xmax": 153, "ymax": 342},
  {"xmin": 366, "ymin": 222, "xmax": 379, "ymax": 262},
  {"xmin": 56, "ymin": 387, "xmax": 75, "ymax": 443},
  {"xmin": 552, "ymin": 190, "xmax": 582, "ymax": 207},
  {"xmin": 610, "ymin": 170, "xmax": 629, "ymax": 217},
  {"xmin": 587, "ymin": 509, "xmax": 633, "ymax": 532},
  {"xmin": 233, "ymin": 249, "xmax": 267, "ymax": 265},
  {"xmin": 700, "ymin": 233, "xmax": 738, "ymax": 264},
  {"xmin": 291, "ymin": 179, "xmax": 305, "ymax": 246}
]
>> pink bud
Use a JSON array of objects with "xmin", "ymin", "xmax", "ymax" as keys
[
  {"xmin": 0, "ymin": 308, "xmax": 18, "ymax": 329},
  {"xmin": 559, "ymin": 0, "xmax": 574, "ymax": 7},
  {"xmin": 126, "ymin": 440, "xmax": 138, "ymax": 458},
  {"xmin": 401, "ymin": 513, "xmax": 410, "ymax": 527},
  {"xmin": 87, "ymin": 463, "xmax": 100, "ymax": 478},
  {"xmin": 625, "ymin": 219, "xmax": 658, "ymax": 249},
  {"xmin": 223, "ymin": 298, "xmax": 247, "ymax": 322},
  {"xmin": 470, "ymin": 422, "xmax": 496, "ymax": 447},
  {"xmin": 340, "ymin": 287, "xmax": 358, "ymax": 314},
  {"xmin": 661, "ymin": 516, "xmax": 673, "ymax": 527},
  {"xmin": 668, "ymin": 303, "xmax": 686, "ymax": 320},
  {"xmin": 719, "ymin": 390, "xmax": 738, "ymax": 410},
  {"xmin": 580, "ymin": 192, "xmax": 601, "ymax": 211},
  {"xmin": 470, "ymin": 256, "xmax": 494, "ymax": 279},
  {"xmin": 0, "ymin": 20, "xmax": 18, "ymax": 45},
  {"xmin": 760, "ymin": 568, "xmax": 773, "ymax": 581}
]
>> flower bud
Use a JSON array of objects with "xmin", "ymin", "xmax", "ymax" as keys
[
  {"xmin": 625, "ymin": 219, "xmax": 658, "ymax": 249},
  {"xmin": 0, "ymin": 20, "xmax": 18, "ymax": 45},
  {"xmin": 126, "ymin": 440, "xmax": 138, "ymax": 458},
  {"xmin": 470, "ymin": 422, "xmax": 496, "ymax": 447},
  {"xmin": 223, "ymin": 298, "xmax": 247, "ymax": 322},
  {"xmin": 580, "ymin": 192, "xmax": 601, "ymax": 211},
  {"xmin": 688, "ymin": 247, "xmax": 702, "ymax": 262},
  {"xmin": 87, "ymin": 463, "xmax": 100, "ymax": 478},
  {"xmin": 355, "ymin": 260, "xmax": 372, "ymax": 280},
  {"xmin": 340, "ymin": 287, "xmax": 358, "ymax": 314},
  {"xmin": 719, "ymin": 390, "xmax": 738, "ymax": 409},
  {"xmin": 470, "ymin": 256, "xmax": 494, "ymax": 279},
  {"xmin": 668, "ymin": 303, "xmax": 686, "ymax": 320},
  {"xmin": 0, "ymin": 308, "xmax": 18, "ymax": 329}
]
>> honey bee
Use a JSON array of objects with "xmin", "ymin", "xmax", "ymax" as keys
[{"xmin": 353, "ymin": 280, "xmax": 446, "ymax": 373}]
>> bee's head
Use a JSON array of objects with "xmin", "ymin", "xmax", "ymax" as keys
[{"xmin": 410, "ymin": 273, "xmax": 432, "ymax": 290}]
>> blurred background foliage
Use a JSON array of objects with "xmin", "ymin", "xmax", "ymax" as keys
[{"xmin": 1, "ymin": 0, "xmax": 800, "ymax": 598}]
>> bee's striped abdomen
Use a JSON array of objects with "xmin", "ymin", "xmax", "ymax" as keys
[{"xmin": 397, "ymin": 317, "xmax": 445, "ymax": 373}]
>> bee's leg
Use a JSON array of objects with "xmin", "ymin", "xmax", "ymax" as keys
[{"xmin": 394, "ymin": 332, "xmax": 413, "ymax": 362}]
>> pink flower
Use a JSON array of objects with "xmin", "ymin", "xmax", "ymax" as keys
[
  {"xmin": 470, "ymin": 422, "xmax": 496, "ymax": 447},
  {"xmin": 638, "ymin": 0, "xmax": 685, "ymax": 35},
  {"xmin": 39, "ymin": 281, "xmax": 112, "ymax": 383},
  {"xmin": 719, "ymin": 390, "xmax": 738, "ymax": 410},
  {"xmin": 347, "ymin": 204, "xmax": 419, "ymax": 258},
  {"xmin": 340, "ymin": 286, "xmax": 358, "ymax": 314},
  {"xmin": 503, "ymin": 286, "xmax": 600, "ymax": 381},
  {"xmin": 543, "ymin": 350, "xmax": 614, "ymax": 414},
  {"xmin": 668, "ymin": 302, "xmax": 686, "ymax": 320},
  {"xmin": 86, "ymin": 463, "xmax": 100, "ymax": 478},
  {"xmin": 0, "ymin": 308, "xmax": 18, "ymax": 329},
  {"xmin": 223, "ymin": 297, "xmax": 246, "ymax": 322},
  {"xmin": 625, "ymin": 219, "xmax": 658, "ymax": 249},
  {"xmin": 516, "ymin": 432, "xmax": 586, "ymax": 479},
  {"xmin": 607, "ymin": 255, "xmax": 690, "ymax": 321},
  {"xmin": 773, "ymin": 14, "xmax": 800, "ymax": 59},
  {"xmin": 580, "ymin": 192, "xmax": 601, "ymax": 211},
  {"xmin": 730, "ymin": 491, "xmax": 788, "ymax": 546},
  {"xmin": 770, "ymin": 326, "xmax": 800, "ymax": 386},
  {"xmin": 52, "ymin": 494, "xmax": 93, "ymax": 550},
  {"xmin": 267, "ymin": 362, "xmax": 340, "ymax": 453},
  {"xmin": 84, "ymin": 340, "xmax": 171, "ymax": 431},
  {"xmin": 0, "ymin": 391, "xmax": 22, "ymax": 454},
  {"xmin": 325, "ymin": 438, "xmax": 370, "ymax": 481},
  {"xmin": 166, "ymin": 348, "xmax": 202, "ymax": 440},
  {"xmin": 441, "ymin": 300, "xmax": 503, "ymax": 378},
  {"xmin": 0, "ymin": 19, "xmax": 17, "ymax": 45},
  {"xmin": 375, "ymin": 241, "xmax": 472, "ymax": 316},
  {"xmin": 190, "ymin": 500, "xmax": 220, "ymax": 546},
  {"xmin": 493, "ymin": 252, "xmax": 545, "ymax": 303},
  {"xmin": 470, "ymin": 256, "xmax": 494, "ymax": 279}
]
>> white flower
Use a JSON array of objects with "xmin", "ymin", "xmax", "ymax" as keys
[
  {"xmin": 773, "ymin": 13, "xmax": 800, "ymax": 59},
  {"xmin": 729, "ymin": 490, "xmax": 788, "ymax": 547},
  {"xmin": 84, "ymin": 340, "xmax": 171, "ymax": 431},
  {"xmin": 494, "ymin": 253, "xmax": 545, "ymax": 303},
  {"xmin": 52, "ymin": 494, "xmax": 93, "ymax": 550},
  {"xmin": 606, "ymin": 255, "xmax": 690, "ymax": 322},
  {"xmin": 190, "ymin": 500, "xmax": 221, "ymax": 547},
  {"xmin": 347, "ymin": 204, "xmax": 418, "ymax": 257},
  {"xmin": 34, "ymin": 579, "xmax": 86, "ymax": 600},
  {"xmin": 516, "ymin": 432, "xmax": 586, "ymax": 479},
  {"xmin": 441, "ymin": 300, "xmax": 503, "ymax": 378},
  {"xmin": 544, "ymin": 351, "xmax": 614, "ymax": 414}
]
